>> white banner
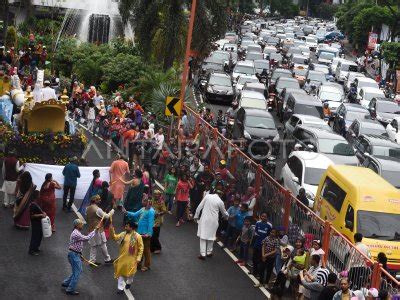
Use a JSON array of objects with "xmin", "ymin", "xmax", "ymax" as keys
[{"xmin": 25, "ymin": 163, "xmax": 110, "ymax": 200}]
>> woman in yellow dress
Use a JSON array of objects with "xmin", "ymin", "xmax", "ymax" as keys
[{"xmin": 109, "ymin": 219, "xmax": 144, "ymax": 294}]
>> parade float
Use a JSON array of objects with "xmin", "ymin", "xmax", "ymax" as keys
[{"xmin": 0, "ymin": 76, "xmax": 87, "ymax": 165}]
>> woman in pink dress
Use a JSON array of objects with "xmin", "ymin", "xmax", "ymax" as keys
[{"xmin": 109, "ymin": 156, "xmax": 130, "ymax": 207}]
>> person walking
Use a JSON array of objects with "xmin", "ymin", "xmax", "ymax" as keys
[
  {"xmin": 174, "ymin": 173, "xmax": 193, "ymax": 227},
  {"xmin": 62, "ymin": 157, "xmax": 81, "ymax": 212},
  {"xmin": 86, "ymin": 195, "xmax": 115, "ymax": 265},
  {"xmin": 2, "ymin": 150, "xmax": 24, "ymax": 208},
  {"xmin": 163, "ymin": 166, "xmax": 178, "ymax": 214},
  {"xmin": 194, "ymin": 189, "xmax": 229, "ymax": 260},
  {"xmin": 109, "ymin": 219, "xmax": 144, "ymax": 294},
  {"xmin": 109, "ymin": 154, "xmax": 130, "ymax": 208},
  {"xmin": 39, "ymin": 173, "xmax": 61, "ymax": 232},
  {"xmin": 150, "ymin": 190, "xmax": 167, "ymax": 254},
  {"xmin": 62, "ymin": 219, "xmax": 99, "ymax": 295},
  {"xmin": 78, "ymin": 169, "xmax": 102, "ymax": 215},
  {"xmin": 29, "ymin": 193, "xmax": 46, "ymax": 255},
  {"xmin": 122, "ymin": 169, "xmax": 144, "ymax": 213},
  {"xmin": 125, "ymin": 198, "xmax": 155, "ymax": 272}
]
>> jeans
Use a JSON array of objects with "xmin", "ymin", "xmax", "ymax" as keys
[
  {"xmin": 164, "ymin": 194, "xmax": 174, "ymax": 212},
  {"xmin": 176, "ymin": 201, "xmax": 188, "ymax": 221},
  {"xmin": 63, "ymin": 251, "xmax": 83, "ymax": 292},
  {"xmin": 239, "ymin": 242, "xmax": 250, "ymax": 263},
  {"xmin": 63, "ymin": 185, "xmax": 76, "ymax": 209}
]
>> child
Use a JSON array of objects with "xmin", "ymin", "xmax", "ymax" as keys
[
  {"xmin": 236, "ymin": 216, "xmax": 253, "ymax": 266},
  {"xmin": 232, "ymin": 203, "xmax": 250, "ymax": 251},
  {"xmin": 288, "ymin": 248, "xmax": 307, "ymax": 280},
  {"xmin": 224, "ymin": 198, "xmax": 240, "ymax": 248}
]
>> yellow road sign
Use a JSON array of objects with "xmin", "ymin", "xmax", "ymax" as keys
[{"xmin": 165, "ymin": 96, "xmax": 182, "ymax": 116}]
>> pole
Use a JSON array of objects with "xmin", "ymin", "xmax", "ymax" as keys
[{"xmin": 179, "ymin": 0, "xmax": 198, "ymax": 116}]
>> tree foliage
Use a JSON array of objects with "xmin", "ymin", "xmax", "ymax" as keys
[
  {"xmin": 270, "ymin": 0, "xmax": 299, "ymax": 18},
  {"xmin": 5, "ymin": 26, "xmax": 17, "ymax": 48},
  {"xmin": 381, "ymin": 41, "xmax": 400, "ymax": 68}
]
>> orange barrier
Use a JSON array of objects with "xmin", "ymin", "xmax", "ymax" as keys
[{"xmin": 184, "ymin": 104, "xmax": 400, "ymax": 294}]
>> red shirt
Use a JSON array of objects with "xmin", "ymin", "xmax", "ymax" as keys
[
  {"xmin": 158, "ymin": 150, "xmax": 169, "ymax": 165},
  {"xmin": 175, "ymin": 180, "xmax": 192, "ymax": 202}
]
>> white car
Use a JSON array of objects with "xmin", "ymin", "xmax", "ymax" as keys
[
  {"xmin": 305, "ymin": 36, "xmax": 318, "ymax": 51},
  {"xmin": 345, "ymin": 72, "xmax": 365, "ymax": 92},
  {"xmin": 359, "ymin": 87, "xmax": 385, "ymax": 108},
  {"xmin": 235, "ymin": 75, "xmax": 259, "ymax": 92},
  {"xmin": 298, "ymin": 45, "xmax": 311, "ymax": 59},
  {"xmin": 254, "ymin": 59, "xmax": 270, "ymax": 73},
  {"xmin": 355, "ymin": 77, "xmax": 379, "ymax": 99},
  {"xmin": 330, "ymin": 57, "xmax": 346, "ymax": 76},
  {"xmin": 317, "ymin": 83, "xmax": 344, "ymax": 111},
  {"xmin": 335, "ymin": 60, "xmax": 358, "ymax": 83},
  {"xmin": 232, "ymin": 61, "xmax": 256, "ymax": 81},
  {"xmin": 238, "ymin": 90, "xmax": 267, "ymax": 110},
  {"xmin": 281, "ymin": 151, "xmax": 334, "ymax": 207},
  {"xmin": 318, "ymin": 52, "xmax": 335, "ymax": 65},
  {"xmin": 246, "ymin": 51, "xmax": 264, "ymax": 61},
  {"xmin": 386, "ymin": 117, "xmax": 400, "ymax": 144},
  {"xmin": 284, "ymin": 114, "xmax": 332, "ymax": 139}
]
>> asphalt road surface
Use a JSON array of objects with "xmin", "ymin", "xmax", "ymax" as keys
[{"xmin": 0, "ymin": 131, "xmax": 266, "ymax": 300}]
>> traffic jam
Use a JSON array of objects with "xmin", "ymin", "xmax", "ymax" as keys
[{"xmin": 194, "ymin": 16, "xmax": 400, "ymax": 279}]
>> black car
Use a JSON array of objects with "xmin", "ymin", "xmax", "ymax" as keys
[
  {"xmin": 362, "ymin": 155, "xmax": 400, "ymax": 188},
  {"xmin": 345, "ymin": 118, "xmax": 388, "ymax": 145},
  {"xmin": 243, "ymin": 108, "xmax": 278, "ymax": 157},
  {"xmin": 352, "ymin": 134, "xmax": 400, "ymax": 164},
  {"xmin": 332, "ymin": 103, "xmax": 369, "ymax": 136},
  {"xmin": 204, "ymin": 72, "xmax": 235, "ymax": 103},
  {"xmin": 290, "ymin": 125, "xmax": 358, "ymax": 165},
  {"xmin": 368, "ymin": 97, "xmax": 400, "ymax": 126}
]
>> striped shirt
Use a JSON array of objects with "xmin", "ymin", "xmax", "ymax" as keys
[{"xmin": 68, "ymin": 229, "xmax": 96, "ymax": 253}]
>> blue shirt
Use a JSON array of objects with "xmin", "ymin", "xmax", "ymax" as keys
[
  {"xmin": 235, "ymin": 210, "xmax": 250, "ymax": 230},
  {"xmin": 227, "ymin": 206, "xmax": 240, "ymax": 227},
  {"xmin": 62, "ymin": 163, "xmax": 80, "ymax": 187},
  {"xmin": 127, "ymin": 207, "xmax": 155, "ymax": 236},
  {"xmin": 254, "ymin": 221, "xmax": 272, "ymax": 249}
]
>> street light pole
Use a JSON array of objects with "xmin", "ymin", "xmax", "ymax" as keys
[{"xmin": 179, "ymin": 0, "xmax": 198, "ymax": 115}]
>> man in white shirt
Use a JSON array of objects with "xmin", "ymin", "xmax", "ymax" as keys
[
  {"xmin": 154, "ymin": 128, "xmax": 165, "ymax": 151},
  {"xmin": 41, "ymin": 80, "xmax": 57, "ymax": 101},
  {"xmin": 354, "ymin": 232, "xmax": 371, "ymax": 258}
]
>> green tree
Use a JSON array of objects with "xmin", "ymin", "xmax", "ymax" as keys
[
  {"xmin": 5, "ymin": 26, "xmax": 17, "ymax": 48},
  {"xmin": 270, "ymin": 0, "xmax": 299, "ymax": 18},
  {"xmin": 381, "ymin": 41, "xmax": 400, "ymax": 69}
]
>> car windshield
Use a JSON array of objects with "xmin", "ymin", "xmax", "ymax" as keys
[
  {"xmin": 304, "ymin": 167, "xmax": 327, "ymax": 185},
  {"xmin": 358, "ymin": 210, "xmax": 400, "ymax": 240},
  {"xmin": 314, "ymin": 67, "xmax": 329, "ymax": 75},
  {"xmin": 241, "ymin": 98, "xmax": 266, "ymax": 109},
  {"xmin": 294, "ymin": 68, "xmax": 307, "ymax": 76},
  {"xmin": 292, "ymin": 57, "xmax": 308, "ymax": 64},
  {"xmin": 306, "ymin": 37, "xmax": 317, "ymax": 43},
  {"xmin": 277, "ymin": 80, "xmax": 300, "ymax": 90},
  {"xmin": 377, "ymin": 102, "xmax": 400, "ymax": 113},
  {"xmin": 270, "ymin": 53, "xmax": 283, "ymax": 61},
  {"xmin": 238, "ymin": 77, "xmax": 258, "ymax": 85},
  {"xmin": 272, "ymin": 71, "xmax": 290, "ymax": 81},
  {"xmin": 234, "ymin": 65, "xmax": 255, "ymax": 75},
  {"xmin": 318, "ymin": 139, "xmax": 355, "ymax": 156},
  {"xmin": 210, "ymin": 52, "xmax": 229, "ymax": 62},
  {"xmin": 319, "ymin": 90, "xmax": 342, "ymax": 102},
  {"xmin": 372, "ymin": 146, "xmax": 400, "ymax": 159},
  {"xmin": 255, "ymin": 61, "xmax": 269, "ymax": 70},
  {"xmin": 319, "ymin": 52, "xmax": 335, "ymax": 60},
  {"xmin": 365, "ymin": 92, "xmax": 384, "ymax": 101},
  {"xmin": 346, "ymin": 111, "xmax": 367, "ymax": 121},
  {"xmin": 381, "ymin": 170, "xmax": 400, "ymax": 188},
  {"xmin": 245, "ymin": 115, "xmax": 275, "ymax": 129},
  {"xmin": 247, "ymin": 53, "xmax": 263, "ymax": 60},
  {"xmin": 342, "ymin": 64, "xmax": 358, "ymax": 72},
  {"xmin": 360, "ymin": 124, "xmax": 387, "ymax": 136},
  {"xmin": 209, "ymin": 75, "xmax": 231, "ymax": 86},
  {"xmin": 358, "ymin": 81, "xmax": 378, "ymax": 89},
  {"xmin": 308, "ymin": 73, "xmax": 326, "ymax": 83},
  {"xmin": 267, "ymin": 37, "xmax": 279, "ymax": 44},
  {"xmin": 294, "ymin": 104, "xmax": 323, "ymax": 118}
]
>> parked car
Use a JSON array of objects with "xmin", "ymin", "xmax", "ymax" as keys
[
  {"xmin": 243, "ymin": 108, "xmax": 278, "ymax": 156},
  {"xmin": 281, "ymin": 151, "xmax": 334, "ymax": 207},
  {"xmin": 362, "ymin": 156, "xmax": 400, "ymax": 189},
  {"xmin": 284, "ymin": 114, "xmax": 332, "ymax": 139},
  {"xmin": 238, "ymin": 90, "xmax": 267, "ymax": 110},
  {"xmin": 386, "ymin": 117, "xmax": 400, "ymax": 143},
  {"xmin": 291, "ymin": 125, "xmax": 358, "ymax": 165},
  {"xmin": 368, "ymin": 97, "xmax": 400, "ymax": 125},
  {"xmin": 359, "ymin": 87, "xmax": 386, "ymax": 108},
  {"xmin": 317, "ymin": 82, "xmax": 344, "ymax": 111},
  {"xmin": 346, "ymin": 118, "xmax": 388, "ymax": 145},
  {"xmin": 333, "ymin": 103, "xmax": 369, "ymax": 136},
  {"xmin": 352, "ymin": 134, "xmax": 400, "ymax": 163},
  {"xmin": 204, "ymin": 72, "xmax": 235, "ymax": 103},
  {"xmin": 335, "ymin": 60, "xmax": 358, "ymax": 83}
]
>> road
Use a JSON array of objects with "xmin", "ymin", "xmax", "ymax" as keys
[{"xmin": 0, "ymin": 130, "xmax": 267, "ymax": 300}]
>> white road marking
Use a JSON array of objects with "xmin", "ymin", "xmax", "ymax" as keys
[
  {"xmin": 70, "ymin": 203, "xmax": 86, "ymax": 223},
  {"xmin": 217, "ymin": 241, "xmax": 271, "ymax": 299},
  {"xmin": 122, "ymin": 282, "xmax": 135, "ymax": 300}
]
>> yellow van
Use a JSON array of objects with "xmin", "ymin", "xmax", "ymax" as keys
[{"xmin": 314, "ymin": 165, "xmax": 400, "ymax": 274}]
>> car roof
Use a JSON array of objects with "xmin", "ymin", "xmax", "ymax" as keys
[
  {"xmin": 307, "ymin": 70, "xmax": 325, "ymax": 75},
  {"xmin": 285, "ymin": 88, "xmax": 306, "ymax": 94},
  {"xmin": 298, "ymin": 125, "xmax": 344, "ymax": 139},
  {"xmin": 277, "ymin": 77, "xmax": 299, "ymax": 83},
  {"xmin": 293, "ymin": 114, "xmax": 325, "ymax": 123},
  {"xmin": 342, "ymin": 103, "xmax": 368, "ymax": 111},
  {"xmin": 241, "ymin": 90, "xmax": 265, "ymax": 99},
  {"xmin": 340, "ymin": 60, "xmax": 357, "ymax": 66},
  {"xmin": 361, "ymin": 86, "xmax": 384, "ymax": 93},
  {"xmin": 356, "ymin": 77, "xmax": 376, "ymax": 83},
  {"xmin": 244, "ymin": 108, "xmax": 274, "ymax": 118},
  {"xmin": 211, "ymin": 72, "xmax": 230, "ymax": 79},
  {"xmin": 273, "ymin": 68, "xmax": 292, "ymax": 74},
  {"xmin": 291, "ymin": 151, "xmax": 334, "ymax": 168},
  {"xmin": 371, "ymin": 156, "xmax": 400, "ymax": 171},
  {"xmin": 362, "ymin": 134, "xmax": 399, "ymax": 146},
  {"xmin": 236, "ymin": 60, "xmax": 255, "ymax": 67},
  {"xmin": 291, "ymin": 94, "xmax": 322, "ymax": 105}
]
